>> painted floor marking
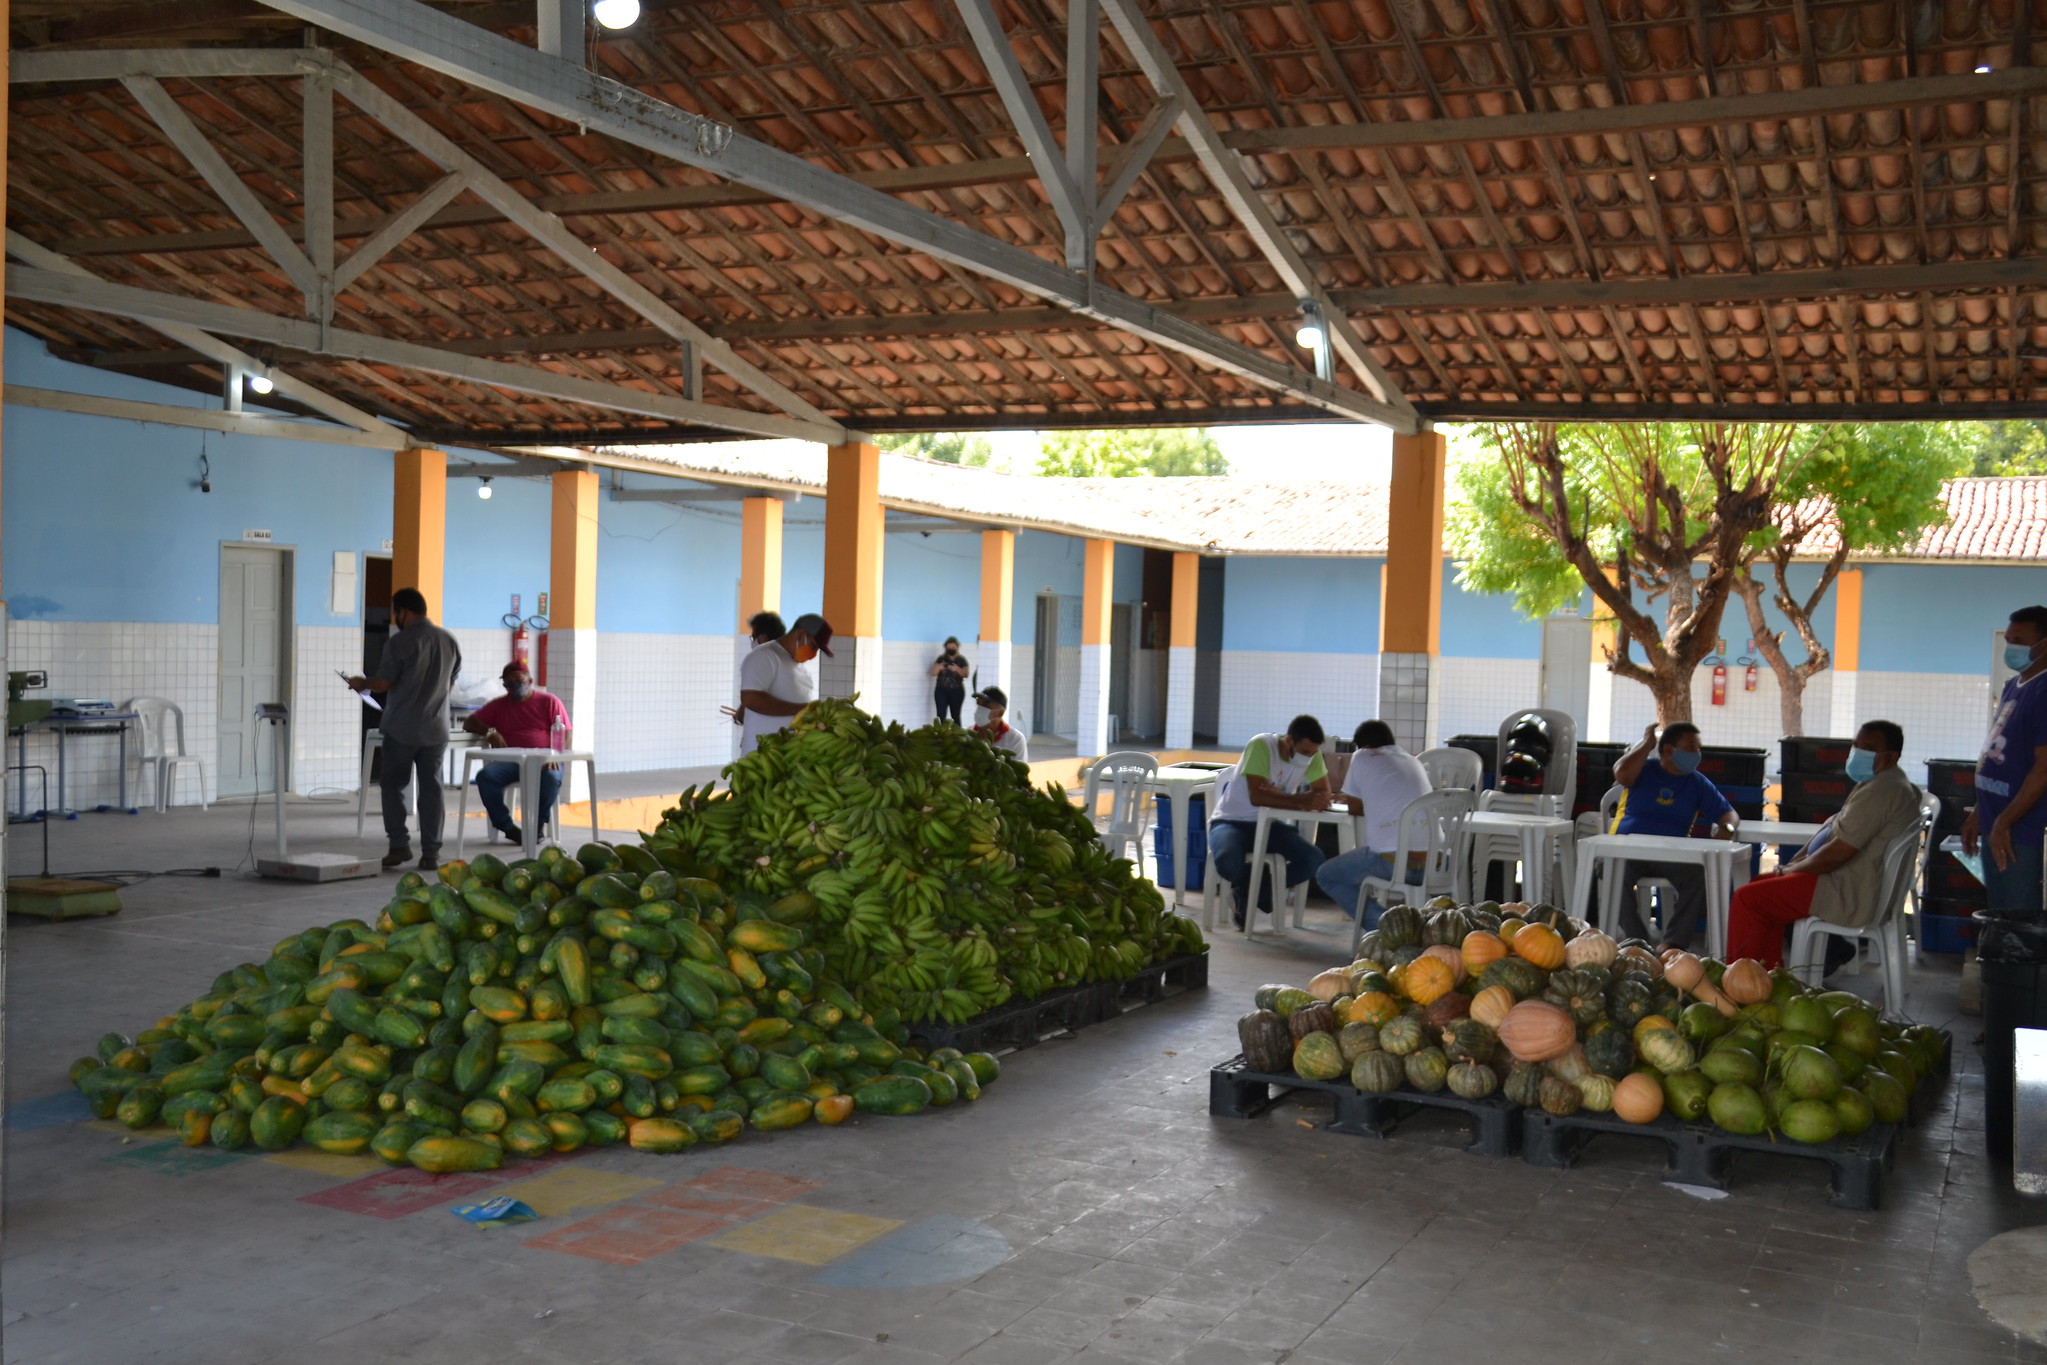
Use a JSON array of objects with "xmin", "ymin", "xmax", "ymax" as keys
[
  {"xmin": 810, "ymin": 1214, "xmax": 1013, "ymax": 1288},
  {"xmin": 489, "ymin": 1166, "xmax": 662, "ymax": 1218},
  {"xmin": 710, "ymin": 1204, "xmax": 904, "ymax": 1265}
]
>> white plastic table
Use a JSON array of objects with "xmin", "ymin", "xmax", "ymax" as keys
[
  {"xmin": 1462, "ymin": 810, "xmax": 1575, "ymax": 905},
  {"xmin": 1242, "ymin": 804, "xmax": 1359, "ymax": 937},
  {"xmin": 454, "ymin": 747, "xmax": 599, "ymax": 860},
  {"xmin": 1737, "ymin": 819, "xmax": 1827, "ymax": 849},
  {"xmin": 1149, "ymin": 766, "xmax": 1220, "ymax": 908},
  {"xmin": 1568, "ymin": 832, "xmax": 1751, "ymax": 957}
]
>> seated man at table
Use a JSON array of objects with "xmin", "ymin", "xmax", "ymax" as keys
[
  {"xmin": 1610, "ymin": 720, "xmax": 1738, "ymax": 947},
  {"xmin": 1315, "ymin": 720, "xmax": 1434, "ymax": 925},
  {"xmin": 1207, "ymin": 715, "xmax": 1336, "ymax": 928},
  {"xmin": 1727, "ymin": 720, "xmax": 1923, "ymax": 969},
  {"xmin": 460, "ymin": 662, "xmax": 570, "ymax": 845}
]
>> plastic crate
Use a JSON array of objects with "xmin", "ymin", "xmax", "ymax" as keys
[
  {"xmin": 1919, "ymin": 915, "xmax": 1978, "ymax": 954},
  {"xmin": 1781, "ymin": 735, "xmax": 1857, "ymax": 775},
  {"xmin": 1924, "ymin": 759, "xmax": 1977, "ymax": 814},
  {"xmin": 1927, "ymin": 851, "xmax": 1989, "ymax": 899},
  {"xmin": 1778, "ymin": 796, "xmax": 1846, "ymax": 823},
  {"xmin": 1151, "ymin": 793, "xmax": 1208, "ymax": 891},
  {"xmin": 1783, "ymin": 770, "xmax": 1855, "ymax": 807},
  {"xmin": 1699, "ymin": 746, "xmax": 1768, "ymax": 786}
]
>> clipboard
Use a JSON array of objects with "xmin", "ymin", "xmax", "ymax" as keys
[{"xmin": 338, "ymin": 669, "xmax": 382, "ymax": 710}]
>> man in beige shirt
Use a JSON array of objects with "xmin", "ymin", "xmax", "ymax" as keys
[{"xmin": 1726, "ymin": 719, "xmax": 1923, "ymax": 966}]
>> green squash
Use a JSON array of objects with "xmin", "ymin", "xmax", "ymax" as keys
[
  {"xmin": 1377, "ymin": 904, "xmax": 1424, "ymax": 950},
  {"xmin": 1503, "ymin": 1060, "xmax": 1545, "ymax": 1107},
  {"xmin": 1378, "ymin": 1014, "xmax": 1427, "ymax": 1057},
  {"xmin": 1542, "ymin": 969, "xmax": 1608, "ymax": 1027},
  {"xmin": 1336, "ymin": 1022, "xmax": 1381, "ymax": 1062},
  {"xmin": 1583, "ymin": 1028, "xmax": 1637, "ymax": 1079},
  {"xmin": 1606, "ymin": 976, "xmax": 1655, "ymax": 1028},
  {"xmin": 1423, "ymin": 909, "xmax": 1467, "ymax": 947},
  {"xmin": 1351, "ymin": 1050, "xmax": 1405, "ymax": 1094},
  {"xmin": 1270, "ymin": 988, "xmax": 1315, "ymax": 1019},
  {"xmin": 1538, "ymin": 1075, "xmax": 1583, "ymax": 1116},
  {"xmin": 1442, "ymin": 1019, "xmax": 1497, "ymax": 1064},
  {"xmin": 1447, "ymin": 1061, "xmax": 1499, "ymax": 1100},
  {"xmin": 1637, "ymin": 1028, "xmax": 1695, "ymax": 1075},
  {"xmin": 1576, "ymin": 1074, "xmax": 1616, "ymax": 1112},
  {"xmin": 1355, "ymin": 931, "xmax": 1384, "ymax": 962},
  {"xmin": 1252, "ymin": 984, "xmax": 1293, "ymax": 1013},
  {"xmin": 1404, "ymin": 1046, "xmax": 1451, "ymax": 1093},
  {"xmin": 1237, "ymin": 1010, "xmax": 1292, "ymax": 1074},
  {"xmin": 1292, "ymin": 1032, "xmax": 1346, "ymax": 1082}
]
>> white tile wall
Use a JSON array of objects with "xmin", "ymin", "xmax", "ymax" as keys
[
  {"xmin": 1217, "ymin": 650, "xmax": 1380, "ymax": 749},
  {"xmin": 1606, "ymin": 665, "xmax": 1838, "ymax": 759},
  {"xmin": 1076, "ymin": 642, "xmax": 1110, "ymax": 756},
  {"xmin": 1049, "ymin": 645, "xmax": 1081, "ymax": 737},
  {"xmin": 1436, "ymin": 657, "xmax": 1541, "ymax": 745},
  {"xmin": 1377, "ymin": 652, "xmax": 1439, "ymax": 755},
  {"xmin": 1855, "ymin": 671, "xmax": 1991, "ymax": 772},
  {"xmin": 878, "ymin": 639, "xmax": 946, "ymax": 729},
  {"xmin": 446, "ymin": 627, "xmax": 511, "ymax": 705},
  {"xmin": 293, "ymin": 626, "xmax": 364, "ymax": 796},
  {"xmin": 594, "ymin": 632, "xmax": 736, "ymax": 773},
  {"xmin": 1010, "ymin": 643, "xmax": 1036, "ymax": 737},
  {"xmin": 1165, "ymin": 645, "xmax": 1196, "ymax": 748}
]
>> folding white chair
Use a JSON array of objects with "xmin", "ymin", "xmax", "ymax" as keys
[
  {"xmin": 1354, "ymin": 788, "xmax": 1472, "ymax": 956},
  {"xmin": 1417, "ymin": 746, "xmax": 1482, "ymax": 792},
  {"xmin": 1786, "ymin": 807, "xmax": 1929, "ymax": 1011}
]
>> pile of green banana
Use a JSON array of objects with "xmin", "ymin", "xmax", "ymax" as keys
[{"xmin": 651, "ymin": 698, "xmax": 1206, "ymax": 1025}]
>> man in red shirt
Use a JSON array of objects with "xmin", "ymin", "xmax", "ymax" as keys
[{"xmin": 461, "ymin": 662, "xmax": 571, "ymax": 845}]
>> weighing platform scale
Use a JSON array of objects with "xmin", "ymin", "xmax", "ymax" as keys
[{"xmin": 254, "ymin": 703, "xmax": 375, "ymax": 882}]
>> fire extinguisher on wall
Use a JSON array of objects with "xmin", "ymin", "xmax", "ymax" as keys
[
  {"xmin": 1740, "ymin": 638, "xmax": 1758, "ymax": 693},
  {"xmin": 1712, "ymin": 663, "xmax": 1727, "ymax": 706}
]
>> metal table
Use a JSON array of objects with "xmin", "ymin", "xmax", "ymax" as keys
[
  {"xmin": 1568, "ymin": 832, "xmax": 1751, "ymax": 956},
  {"xmin": 14, "ymin": 711, "xmax": 140, "ymax": 817},
  {"xmin": 1242, "ymin": 804, "xmax": 1359, "ymax": 937},
  {"xmin": 1462, "ymin": 809, "xmax": 1575, "ymax": 905},
  {"xmin": 454, "ymin": 747, "xmax": 599, "ymax": 860}
]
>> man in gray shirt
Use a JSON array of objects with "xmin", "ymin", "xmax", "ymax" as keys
[{"xmin": 348, "ymin": 587, "xmax": 462, "ymax": 870}]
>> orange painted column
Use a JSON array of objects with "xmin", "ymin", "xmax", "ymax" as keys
[
  {"xmin": 1829, "ymin": 566, "xmax": 1863, "ymax": 737},
  {"xmin": 821, "ymin": 441, "xmax": 882, "ymax": 701},
  {"xmin": 1165, "ymin": 551, "xmax": 1199, "ymax": 749},
  {"xmin": 1078, "ymin": 538, "xmax": 1115, "ymax": 756},
  {"xmin": 550, "ymin": 467, "xmax": 599, "ymax": 798},
  {"xmin": 738, "ymin": 496, "xmax": 784, "ymax": 631},
  {"xmin": 978, "ymin": 529, "xmax": 1015, "ymax": 707},
  {"xmin": 1380, "ymin": 428, "xmax": 1447, "ymax": 753},
  {"xmin": 392, "ymin": 447, "xmax": 446, "ymax": 619}
]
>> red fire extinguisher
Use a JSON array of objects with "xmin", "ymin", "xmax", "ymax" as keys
[
  {"xmin": 1711, "ymin": 663, "xmax": 1727, "ymax": 707},
  {"xmin": 503, "ymin": 607, "xmax": 531, "ymax": 673}
]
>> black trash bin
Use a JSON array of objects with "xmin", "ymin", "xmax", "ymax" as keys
[{"xmin": 1975, "ymin": 911, "xmax": 2047, "ymax": 1161}]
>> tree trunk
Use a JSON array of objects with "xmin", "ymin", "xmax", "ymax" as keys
[
  {"xmin": 1779, "ymin": 668, "xmax": 1806, "ymax": 737},
  {"xmin": 1649, "ymin": 666, "xmax": 1692, "ymax": 724}
]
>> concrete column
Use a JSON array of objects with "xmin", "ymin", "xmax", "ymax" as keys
[
  {"xmin": 736, "ymin": 496, "xmax": 784, "ymax": 758},
  {"xmin": 1077, "ymin": 538, "xmax": 1114, "ymax": 757},
  {"xmin": 821, "ymin": 441, "xmax": 883, "ymax": 704},
  {"xmin": 1828, "ymin": 567, "xmax": 1863, "ymax": 737},
  {"xmin": 1586, "ymin": 592, "xmax": 1618, "ymax": 744},
  {"xmin": 1165, "ymin": 551, "xmax": 1198, "ymax": 750},
  {"xmin": 392, "ymin": 447, "xmax": 446, "ymax": 615},
  {"xmin": 1378, "ymin": 428, "xmax": 1447, "ymax": 753},
  {"xmin": 550, "ymin": 468, "xmax": 599, "ymax": 800},
  {"xmin": 978, "ymin": 529, "xmax": 1014, "ymax": 705}
]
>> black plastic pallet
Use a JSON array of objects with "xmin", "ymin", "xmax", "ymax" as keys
[
  {"xmin": 1112, "ymin": 951, "xmax": 1210, "ymax": 1010},
  {"xmin": 1520, "ymin": 1107, "xmax": 1900, "ymax": 1210},
  {"xmin": 906, "ymin": 980, "xmax": 1114, "ymax": 1054},
  {"xmin": 1208, "ymin": 1055, "xmax": 1522, "ymax": 1157}
]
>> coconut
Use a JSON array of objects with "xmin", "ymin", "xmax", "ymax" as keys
[
  {"xmin": 1831, "ymin": 1007, "xmax": 1882, "ymax": 1059},
  {"xmin": 1699, "ymin": 1044, "xmax": 1762, "ymax": 1087},
  {"xmin": 1779, "ymin": 995, "xmax": 1836, "ymax": 1043},
  {"xmin": 1832, "ymin": 1087, "xmax": 1875, "ymax": 1137},
  {"xmin": 1707, "ymin": 1081, "xmax": 1768, "ymax": 1135},
  {"xmin": 1780, "ymin": 1044, "xmax": 1844, "ymax": 1101},
  {"xmin": 1779, "ymin": 1097, "xmax": 1843, "ymax": 1145},
  {"xmin": 1859, "ymin": 1071, "xmax": 1909, "ymax": 1124}
]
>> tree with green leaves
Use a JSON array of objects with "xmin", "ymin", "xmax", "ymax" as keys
[
  {"xmin": 1965, "ymin": 420, "xmax": 2047, "ymax": 476},
  {"xmin": 1035, "ymin": 427, "xmax": 1227, "ymax": 477},
  {"xmin": 1734, "ymin": 423, "xmax": 1964, "ymax": 734},
  {"xmin": 1451, "ymin": 423, "xmax": 1810, "ymax": 724},
  {"xmin": 877, "ymin": 432, "xmax": 994, "ymax": 467}
]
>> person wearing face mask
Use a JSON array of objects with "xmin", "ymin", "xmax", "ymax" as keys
[
  {"xmin": 969, "ymin": 686, "xmax": 1028, "ymax": 761},
  {"xmin": 462, "ymin": 661, "xmax": 572, "ymax": 845},
  {"xmin": 1607, "ymin": 721, "xmax": 1739, "ymax": 947},
  {"xmin": 1963, "ymin": 605, "xmax": 2047, "ymax": 915},
  {"xmin": 929, "ymin": 637, "xmax": 970, "ymax": 724},
  {"xmin": 1726, "ymin": 720, "xmax": 1922, "ymax": 967},
  {"xmin": 719, "ymin": 612, "xmax": 789, "ymax": 733},
  {"xmin": 348, "ymin": 587, "xmax": 461, "ymax": 870},
  {"xmin": 1207, "ymin": 715, "xmax": 1336, "ymax": 929},
  {"xmin": 736, "ymin": 612, "xmax": 833, "ymax": 756}
]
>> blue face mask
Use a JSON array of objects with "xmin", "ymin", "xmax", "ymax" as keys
[
  {"xmin": 2007, "ymin": 641, "xmax": 2037, "ymax": 673},
  {"xmin": 1666, "ymin": 749, "xmax": 1701, "ymax": 776},
  {"xmin": 1845, "ymin": 748, "xmax": 1877, "ymax": 784}
]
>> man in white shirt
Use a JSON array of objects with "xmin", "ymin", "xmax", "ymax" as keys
[
  {"xmin": 1314, "ymin": 720, "xmax": 1435, "ymax": 923},
  {"xmin": 970, "ymin": 686, "xmax": 1029, "ymax": 762},
  {"xmin": 734, "ymin": 613, "xmax": 832, "ymax": 755},
  {"xmin": 1208, "ymin": 715, "xmax": 1336, "ymax": 928}
]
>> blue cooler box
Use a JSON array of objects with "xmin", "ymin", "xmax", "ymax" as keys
[{"xmin": 1152, "ymin": 794, "xmax": 1208, "ymax": 891}]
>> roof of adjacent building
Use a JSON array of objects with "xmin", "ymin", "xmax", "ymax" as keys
[{"xmin": 622, "ymin": 442, "xmax": 2047, "ymax": 562}]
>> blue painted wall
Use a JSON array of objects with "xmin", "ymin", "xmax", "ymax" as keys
[
  {"xmin": 883, "ymin": 529, "xmax": 981, "ymax": 641},
  {"xmin": 443, "ymin": 473, "xmax": 550, "ymax": 630},
  {"xmin": 1859, "ymin": 564, "xmax": 2015, "ymax": 673},
  {"xmin": 592, "ymin": 489, "xmax": 744, "ymax": 636},
  {"xmin": 1221, "ymin": 557, "xmax": 1380, "ymax": 655},
  {"xmin": 1011, "ymin": 531, "xmax": 1084, "ymax": 646},
  {"xmin": 3, "ymin": 329, "xmax": 392, "ymax": 625},
  {"xmin": 782, "ymin": 518, "xmax": 826, "ymax": 622},
  {"xmin": 1440, "ymin": 561, "xmax": 1544, "ymax": 660}
]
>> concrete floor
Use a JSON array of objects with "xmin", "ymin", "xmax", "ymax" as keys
[{"xmin": 3, "ymin": 802, "xmax": 2043, "ymax": 1365}]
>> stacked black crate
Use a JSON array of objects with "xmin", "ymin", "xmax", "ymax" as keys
[
  {"xmin": 1920, "ymin": 759, "xmax": 1983, "ymax": 954},
  {"xmin": 1778, "ymin": 736, "xmax": 1858, "ymax": 823},
  {"xmin": 1573, "ymin": 742, "xmax": 1628, "ymax": 820},
  {"xmin": 1700, "ymin": 747, "xmax": 1768, "ymax": 821}
]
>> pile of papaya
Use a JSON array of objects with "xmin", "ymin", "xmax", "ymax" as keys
[{"xmin": 70, "ymin": 840, "xmax": 1001, "ymax": 1174}]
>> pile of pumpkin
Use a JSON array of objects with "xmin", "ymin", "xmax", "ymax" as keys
[{"xmin": 1236, "ymin": 899, "xmax": 1948, "ymax": 1145}]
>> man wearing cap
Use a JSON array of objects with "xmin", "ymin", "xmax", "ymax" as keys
[
  {"xmin": 736, "ymin": 612, "xmax": 832, "ymax": 755},
  {"xmin": 971, "ymin": 686, "xmax": 1029, "ymax": 762}
]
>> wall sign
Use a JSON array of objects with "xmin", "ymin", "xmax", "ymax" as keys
[{"xmin": 242, "ymin": 529, "xmax": 273, "ymax": 542}]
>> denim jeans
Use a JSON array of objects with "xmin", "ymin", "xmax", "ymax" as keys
[
  {"xmin": 475, "ymin": 760, "xmax": 561, "ymax": 838},
  {"xmin": 1315, "ymin": 847, "xmax": 1393, "ymax": 922},
  {"xmin": 1983, "ymin": 838, "xmax": 2045, "ymax": 914},
  {"xmin": 1208, "ymin": 819, "xmax": 1325, "ymax": 922}
]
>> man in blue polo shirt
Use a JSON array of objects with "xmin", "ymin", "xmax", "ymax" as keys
[
  {"xmin": 1609, "ymin": 720, "xmax": 1738, "ymax": 946},
  {"xmin": 1964, "ymin": 604, "xmax": 2047, "ymax": 915}
]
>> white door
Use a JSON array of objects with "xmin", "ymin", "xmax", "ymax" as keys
[
  {"xmin": 1539, "ymin": 616, "xmax": 1594, "ymax": 736},
  {"xmin": 220, "ymin": 546, "xmax": 291, "ymax": 798}
]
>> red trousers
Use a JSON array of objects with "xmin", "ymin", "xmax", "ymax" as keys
[{"xmin": 1726, "ymin": 872, "xmax": 1820, "ymax": 967}]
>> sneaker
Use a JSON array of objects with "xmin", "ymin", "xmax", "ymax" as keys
[
  {"xmin": 381, "ymin": 847, "xmax": 413, "ymax": 870},
  {"xmin": 500, "ymin": 825, "xmax": 523, "ymax": 847},
  {"xmin": 418, "ymin": 854, "xmax": 439, "ymax": 872}
]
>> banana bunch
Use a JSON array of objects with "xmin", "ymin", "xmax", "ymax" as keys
[{"xmin": 651, "ymin": 698, "xmax": 1205, "ymax": 1025}]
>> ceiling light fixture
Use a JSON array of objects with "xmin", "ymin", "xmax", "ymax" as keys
[
  {"xmin": 1294, "ymin": 298, "xmax": 1325, "ymax": 351},
  {"xmin": 247, "ymin": 373, "xmax": 275, "ymax": 395},
  {"xmin": 592, "ymin": 0, "xmax": 640, "ymax": 29},
  {"xmin": 478, "ymin": 478, "xmax": 494, "ymax": 501}
]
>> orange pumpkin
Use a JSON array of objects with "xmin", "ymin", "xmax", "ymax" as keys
[
  {"xmin": 1632, "ymin": 1013, "xmax": 1678, "ymax": 1046},
  {"xmin": 1347, "ymin": 992, "xmax": 1401, "ymax": 1027},
  {"xmin": 1401, "ymin": 954, "xmax": 1457, "ymax": 1007},
  {"xmin": 1612, "ymin": 1072, "xmax": 1664, "ymax": 1125},
  {"xmin": 1511, "ymin": 923, "xmax": 1565, "ymax": 970},
  {"xmin": 1468, "ymin": 984, "xmax": 1515, "ymax": 1030},
  {"xmin": 1497, "ymin": 1000, "xmax": 1577, "ymax": 1062},
  {"xmin": 1721, "ymin": 958, "xmax": 1772, "ymax": 1006},
  {"xmin": 1420, "ymin": 945, "xmax": 1465, "ymax": 979},
  {"xmin": 1461, "ymin": 931, "xmax": 1508, "ymax": 978}
]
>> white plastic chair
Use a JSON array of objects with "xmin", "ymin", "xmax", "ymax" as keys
[
  {"xmin": 356, "ymin": 729, "xmax": 384, "ymax": 836},
  {"xmin": 1786, "ymin": 805, "xmax": 1930, "ymax": 1010},
  {"xmin": 1085, "ymin": 751, "xmax": 1158, "ymax": 867},
  {"xmin": 1906, "ymin": 790, "xmax": 1942, "ymax": 926},
  {"xmin": 1495, "ymin": 707, "xmax": 1579, "ymax": 812},
  {"xmin": 1417, "ymin": 746, "xmax": 1483, "ymax": 792},
  {"xmin": 122, "ymin": 697, "xmax": 207, "ymax": 812},
  {"xmin": 1354, "ymin": 788, "xmax": 1472, "ymax": 956},
  {"xmin": 1200, "ymin": 834, "xmax": 1308, "ymax": 933}
]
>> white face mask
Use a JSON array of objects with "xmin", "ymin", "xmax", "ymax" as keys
[{"xmin": 974, "ymin": 707, "xmax": 992, "ymax": 726}]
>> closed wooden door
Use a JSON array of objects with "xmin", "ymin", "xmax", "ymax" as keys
[{"xmin": 220, "ymin": 546, "xmax": 291, "ymax": 797}]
